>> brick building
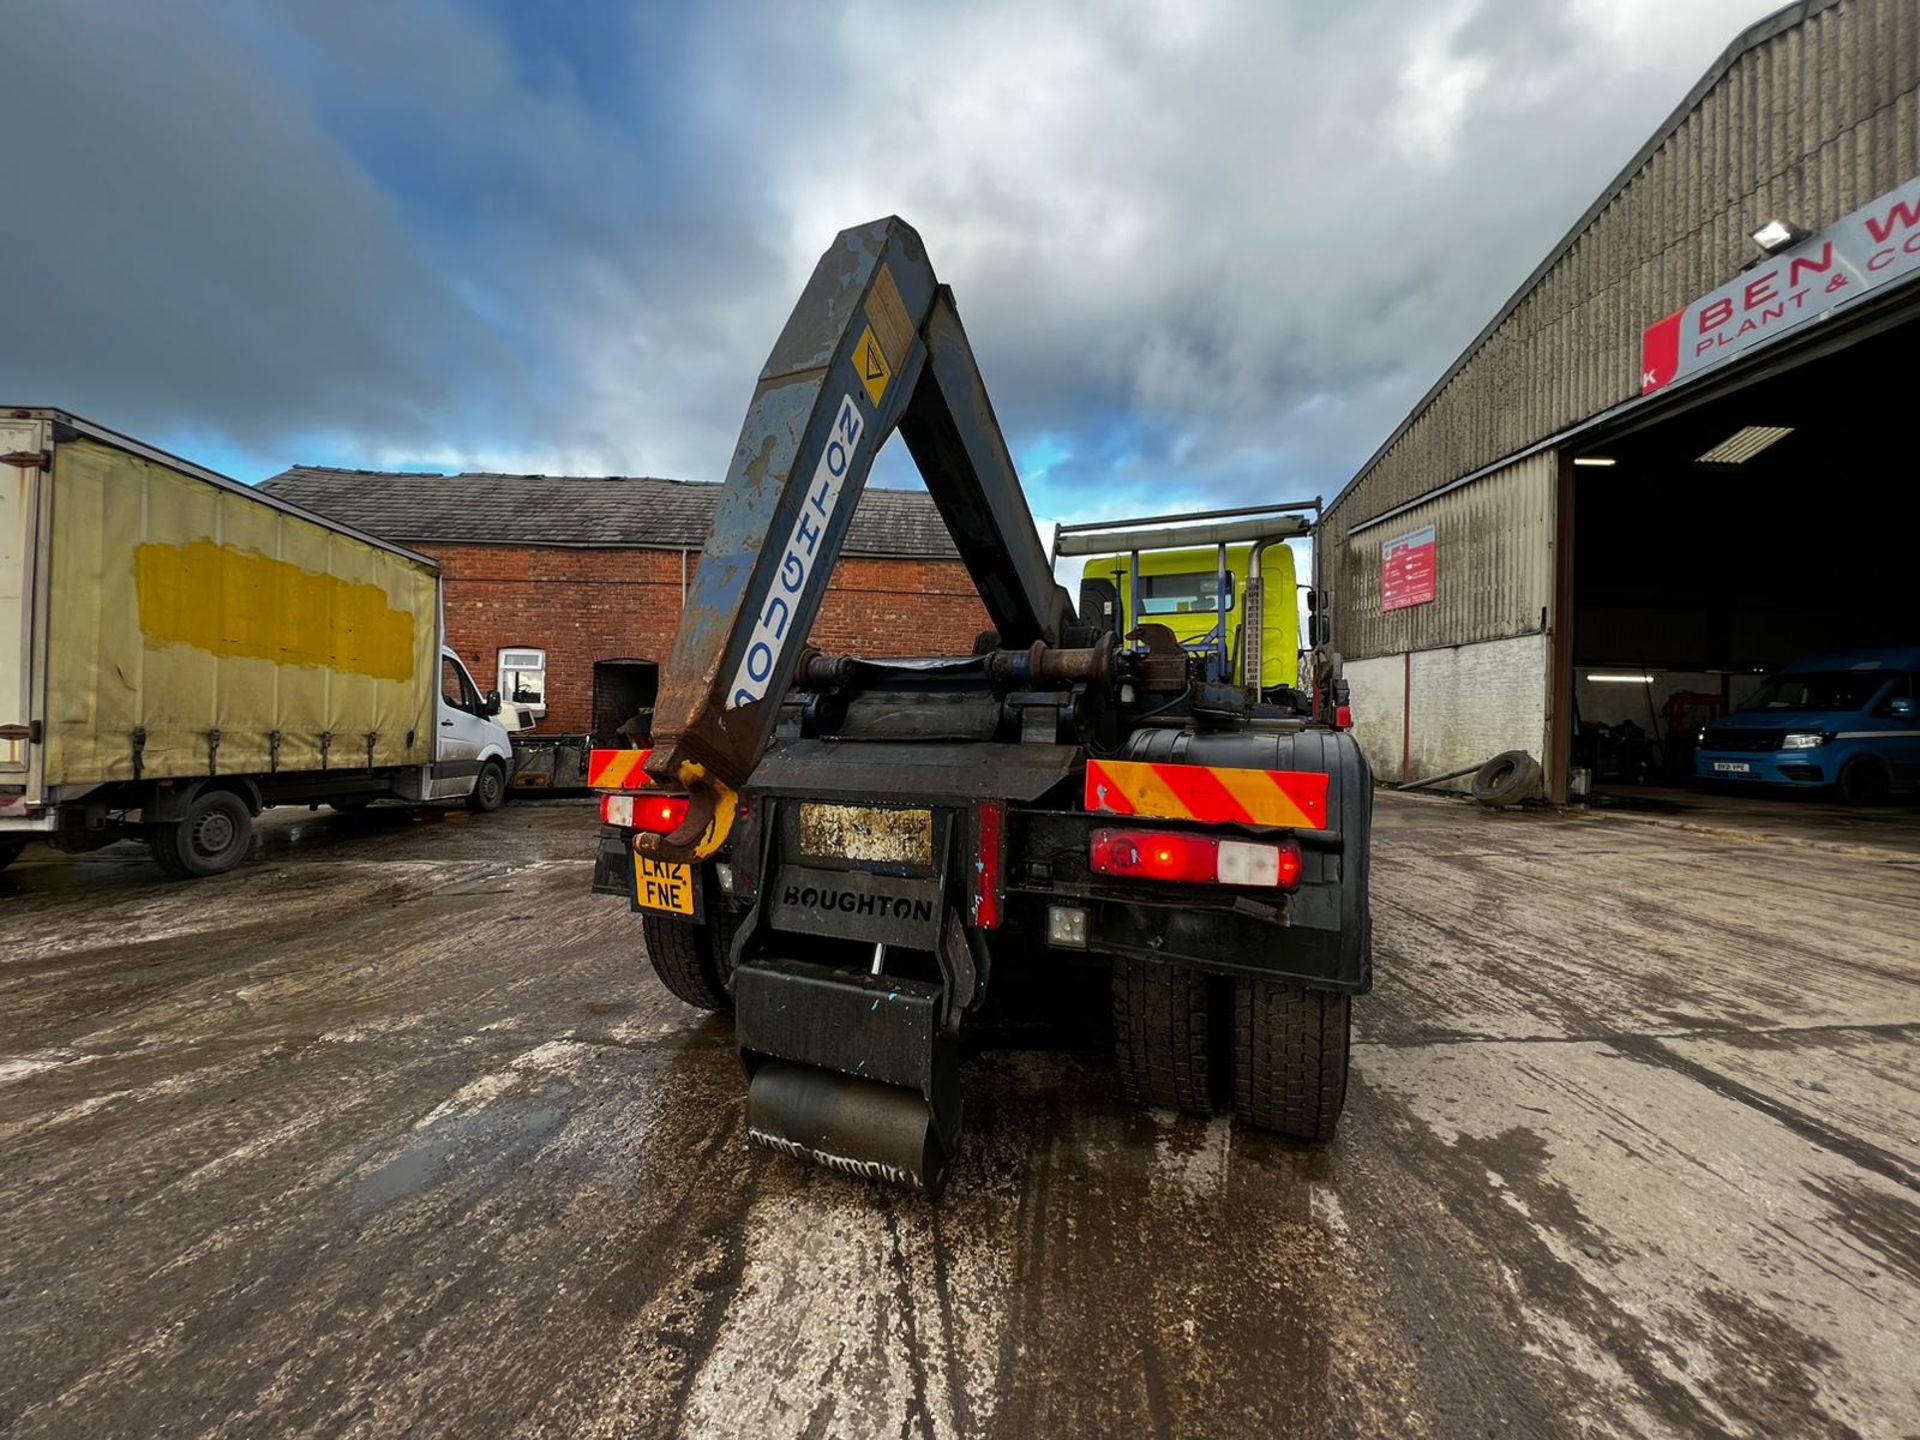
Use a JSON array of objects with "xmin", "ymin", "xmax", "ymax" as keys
[{"xmin": 258, "ymin": 468, "xmax": 988, "ymax": 734}]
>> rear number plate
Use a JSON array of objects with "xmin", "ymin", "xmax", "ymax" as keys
[
  {"xmin": 1713, "ymin": 761, "xmax": 1752, "ymax": 774},
  {"xmin": 634, "ymin": 850, "xmax": 696, "ymax": 916}
]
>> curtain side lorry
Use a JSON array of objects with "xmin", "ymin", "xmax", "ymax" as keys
[{"xmin": 0, "ymin": 409, "xmax": 512, "ymax": 879}]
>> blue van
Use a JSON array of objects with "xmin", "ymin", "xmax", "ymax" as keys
[{"xmin": 1695, "ymin": 648, "xmax": 1920, "ymax": 803}]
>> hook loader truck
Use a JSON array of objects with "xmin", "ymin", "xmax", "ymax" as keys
[{"xmin": 589, "ymin": 218, "xmax": 1372, "ymax": 1194}]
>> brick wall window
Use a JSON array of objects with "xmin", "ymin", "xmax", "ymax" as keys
[{"xmin": 498, "ymin": 647, "xmax": 548, "ymax": 718}]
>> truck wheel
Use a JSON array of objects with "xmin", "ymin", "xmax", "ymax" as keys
[
  {"xmin": 641, "ymin": 904, "xmax": 740, "ymax": 1012},
  {"xmin": 1839, "ymin": 757, "xmax": 1891, "ymax": 806},
  {"xmin": 150, "ymin": 790, "xmax": 253, "ymax": 880},
  {"xmin": 1111, "ymin": 958, "xmax": 1218, "ymax": 1115},
  {"xmin": 0, "ymin": 838, "xmax": 24, "ymax": 873},
  {"xmin": 1233, "ymin": 979, "xmax": 1350, "ymax": 1140},
  {"xmin": 467, "ymin": 760, "xmax": 507, "ymax": 813}
]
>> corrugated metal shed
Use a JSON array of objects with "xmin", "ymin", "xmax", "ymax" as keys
[
  {"xmin": 1325, "ymin": 0, "xmax": 1917, "ymax": 566},
  {"xmin": 1337, "ymin": 451, "xmax": 1555, "ymax": 661}
]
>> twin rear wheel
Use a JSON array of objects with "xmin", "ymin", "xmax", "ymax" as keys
[
  {"xmin": 1110, "ymin": 958, "xmax": 1351, "ymax": 1140},
  {"xmin": 640, "ymin": 905, "xmax": 741, "ymax": 1012}
]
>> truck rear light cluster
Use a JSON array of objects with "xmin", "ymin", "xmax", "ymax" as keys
[
  {"xmin": 1088, "ymin": 827, "xmax": 1301, "ymax": 889},
  {"xmin": 600, "ymin": 793, "xmax": 689, "ymax": 833}
]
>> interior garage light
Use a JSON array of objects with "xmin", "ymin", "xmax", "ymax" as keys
[
  {"xmin": 1572, "ymin": 456, "xmax": 1616, "ymax": 467},
  {"xmin": 1697, "ymin": 425, "xmax": 1794, "ymax": 465},
  {"xmin": 1751, "ymin": 218, "xmax": 1806, "ymax": 254},
  {"xmin": 1586, "ymin": 673, "xmax": 1655, "ymax": 684}
]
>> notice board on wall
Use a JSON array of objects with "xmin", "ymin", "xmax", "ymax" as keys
[{"xmin": 1381, "ymin": 525, "xmax": 1436, "ymax": 612}]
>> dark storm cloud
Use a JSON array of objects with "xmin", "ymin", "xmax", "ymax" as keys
[
  {"xmin": 0, "ymin": 0, "xmax": 1782, "ymax": 509},
  {"xmin": 0, "ymin": 0, "xmax": 529, "ymax": 453}
]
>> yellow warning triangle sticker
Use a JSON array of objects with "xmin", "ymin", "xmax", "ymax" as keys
[{"xmin": 855, "ymin": 326, "xmax": 891, "ymax": 407}]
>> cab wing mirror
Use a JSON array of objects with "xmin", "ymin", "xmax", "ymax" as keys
[
  {"xmin": 1891, "ymin": 696, "xmax": 1917, "ymax": 719},
  {"xmin": 483, "ymin": 689, "xmax": 503, "ymax": 717}
]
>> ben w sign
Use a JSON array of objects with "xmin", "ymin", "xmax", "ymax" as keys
[{"xmin": 1642, "ymin": 178, "xmax": 1920, "ymax": 395}]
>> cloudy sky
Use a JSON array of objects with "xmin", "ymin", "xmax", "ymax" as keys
[{"xmin": 4, "ymin": 0, "xmax": 1780, "ymax": 527}]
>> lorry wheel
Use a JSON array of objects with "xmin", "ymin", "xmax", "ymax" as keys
[
  {"xmin": 1839, "ymin": 757, "xmax": 1891, "ymax": 806},
  {"xmin": 1111, "ymin": 958, "xmax": 1218, "ymax": 1115},
  {"xmin": 641, "ymin": 904, "xmax": 740, "ymax": 1012},
  {"xmin": 1233, "ymin": 979, "xmax": 1349, "ymax": 1140},
  {"xmin": 0, "ymin": 838, "xmax": 24, "ymax": 873},
  {"xmin": 467, "ymin": 760, "xmax": 507, "ymax": 813},
  {"xmin": 150, "ymin": 790, "xmax": 254, "ymax": 880}
]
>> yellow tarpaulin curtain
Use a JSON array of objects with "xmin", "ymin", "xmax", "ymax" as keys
[{"xmin": 44, "ymin": 440, "xmax": 437, "ymax": 785}]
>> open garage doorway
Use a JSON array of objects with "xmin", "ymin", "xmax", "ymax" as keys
[
  {"xmin": 1565, "ymin": 304, "xmax": 1920, "ymax": 840},
  {"xmin": 591, "ymin": 659, "xmax": 658, "ymax": 744}
]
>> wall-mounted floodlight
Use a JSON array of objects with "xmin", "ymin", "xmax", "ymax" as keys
[{"xmin": 1751, "ymin": 219, "xmax": 1807, "ymax": 254}]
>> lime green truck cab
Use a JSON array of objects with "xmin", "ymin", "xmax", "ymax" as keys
[{"xmin": 1077, "ymin": 541, "xmax": 1301, "ymax": 692}]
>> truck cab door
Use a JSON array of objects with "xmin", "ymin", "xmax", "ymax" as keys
[{"xmin": 432, "ymin": 650, "xmax": 492, "ymax": 798}]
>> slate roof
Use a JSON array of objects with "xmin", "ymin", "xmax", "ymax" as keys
[{"xmin": 257, "ymin": 467, "xmax": 961, "ymax": 559}]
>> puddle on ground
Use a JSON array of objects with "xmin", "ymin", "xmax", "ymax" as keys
[{"xmin": 355, "ymin": 1078, "xmax": 576, "ymax": 1210}]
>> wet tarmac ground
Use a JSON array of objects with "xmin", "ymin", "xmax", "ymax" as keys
[{"xmin": 1, "ymin": 794, "xmax": 1916, "ymax": 1438}]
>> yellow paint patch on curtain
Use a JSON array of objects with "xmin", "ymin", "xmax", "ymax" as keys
[{"xmin": 134, "ymin": 540, "xmax": 416, "ymax": 681}]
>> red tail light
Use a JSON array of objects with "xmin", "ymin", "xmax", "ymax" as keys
[
  {"xmin": 1335, "ymin": 705, "xmax": 1353, "ymax": 729},
  {"xmin": 1089, "ymin": 828, "xmax": 1301, "ymax": 889},
  {"xmin": 601, "ymin": 793, "xmax": 689, "ymax": 833}
]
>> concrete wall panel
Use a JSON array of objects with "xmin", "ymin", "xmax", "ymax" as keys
[
  {"xmin": 1345, "ymin": 654, "xmax": 1407, "ymax": 784},
  {"xmin": 1346, "ymin": 634, "xmax": 1549, "ymax": 790}
]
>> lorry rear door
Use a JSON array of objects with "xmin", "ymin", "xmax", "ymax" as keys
[{"xmin": 0, "ymin": 418, "xmax": 46, "ymax": 799}]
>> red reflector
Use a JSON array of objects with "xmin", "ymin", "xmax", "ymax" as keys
[
  {"xmin": 1335, "ymin": 705, "xmax": 1353, "ymax": 729},
  {"xmin": 602, "ymin": 792, "xmax": 687, "ymax": 833},
  {"xmin": 1089, "ymin": 828, "xmax": 1301, "ymax": 889},
  {"xmin": 972, "ymin": 801, "xmax": 1005, "ymax": 929}
]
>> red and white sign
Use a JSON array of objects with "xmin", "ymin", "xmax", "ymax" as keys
[
  {"xmin": 1642, "ymin": 177, "xmax": 1920, "ymax": 395},
  {"xmin": 1381, "ymin": 525, "xmax": 1436, "ymax": 612}
]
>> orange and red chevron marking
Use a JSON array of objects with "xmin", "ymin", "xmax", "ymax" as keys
[
  {"xmin": 588, "ymin": 747, "xmax": 653, "ymax": 790},
  {"xmin": 1084, "ymin": 758, "xmax": 1329, "ymax": 831}
]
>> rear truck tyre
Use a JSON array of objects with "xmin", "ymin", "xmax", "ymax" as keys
[
  {"xmin": 467, "ymin": 759, "xmax": 507, "ymax": 813},
  {"xmin": 1233, "ymin": 978, "xmax": 1350, "ymax": 1140},
  {"xmin": 1111, "ymin": 958, "xmax": 1218, "ymax": 1116},
  {"xmin": 641, "ymin": 901, "xmax": 741, "ymax": 1012},
  {"xmin": 0, "ymin": 838, "xmax": 24, "ymax": 873},
  {"xmin": 1470, "ymin": 750, "xmax": 1541, "ymax": 807},
  {"xmin": 150, "ymin": 789, "xmax": 253, "ymax": 880},
  {"xmin": 1839, "ymin": 756, "xmax": 1891, "ymax": 806}
]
